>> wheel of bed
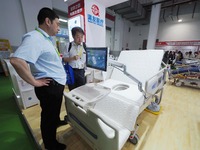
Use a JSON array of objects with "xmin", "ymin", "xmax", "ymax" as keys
[
  {"xmin": 129, "ymin": 134, "xmax": 139, "ymax": 145},
  {"xmin": 175, "ymin": 80, "xmax": 183, "ymax": 87}
]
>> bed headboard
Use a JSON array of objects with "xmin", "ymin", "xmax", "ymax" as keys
[{"xmin": 110, "ymin": 50, "xmax": 164, "ymax": 86}]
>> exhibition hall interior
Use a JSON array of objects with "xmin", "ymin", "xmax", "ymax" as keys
[{"xmin": 0, "ymin": 0, "xmax": 200, "ymax": 150}]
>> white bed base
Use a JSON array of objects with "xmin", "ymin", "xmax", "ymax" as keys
[{"xmin": 64, "ymin": 50, "xmax": 166, "ymax": 150}]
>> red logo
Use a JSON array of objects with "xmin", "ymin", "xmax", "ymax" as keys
[{"xmin": 91, "ymin": 4, "xmax": 100, "ymax": 16}]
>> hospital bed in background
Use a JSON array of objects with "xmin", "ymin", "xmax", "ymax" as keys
[
  {"xmin": 168, "ymin": 60, "xmax": 200, "ymax": 88},
  {"xmin": 64, "ymin": 50, "xmax": 167, "ymax": 150}
]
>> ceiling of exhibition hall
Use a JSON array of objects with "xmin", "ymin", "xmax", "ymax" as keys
[{"xmin": 107, "ymin": 0, "xmax": 200, "ymax": 25}]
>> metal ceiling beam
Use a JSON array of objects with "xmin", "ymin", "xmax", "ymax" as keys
[
  {"xmin": 128, "ymin": 8, "xmax": 146, "ymax": 20},
  {"xmin": 161, "ymin": 0, "xmax": 198, "ymax": 9},
  {"xmin": 109, "ymin": 1, "xmax": 131, "ymax": 11},
  {"xmin": 145, "ymin": 0, "xmax": 198, "ymax": 12},
  {"xmin": 120, "ymin": 9, "xmax": 138, "ymax": 15},
  {"xmin": 114, "ymin": 6, "xmax": 131, "ymax": 12},
  {"xmin": 192, "ymin": 1, "xmax": 197, "ymax": 18},
  {"xmin": 163, "ymin": 9, "xmax": 166, "ymax": 22},
  {"xmin": 170, "ymin": 0, "xmax": 174, "ymax": 21},
  {"xmin": 109, "ymin": 0, "xmax": 147, "ymax": 22},
  {"xmin": 176, "ymin": 4, "xmax": 180, "ymax": 20},
  {"xmin": 143, "ymin": 0, "xmax": 175, "ymax": 7}
]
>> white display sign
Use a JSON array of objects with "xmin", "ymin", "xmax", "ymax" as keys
[
  {"xmin": 84, "ymin": 1, "xmax": 106, "ymax": 47},
  {"xmin": 68, "ymin": 15, "xmax": 84, "ymax": 42}
]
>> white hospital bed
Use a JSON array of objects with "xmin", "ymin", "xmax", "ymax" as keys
[{"xmin": 64, "ymin": 50, "xmax": 166, "ymax": 150}]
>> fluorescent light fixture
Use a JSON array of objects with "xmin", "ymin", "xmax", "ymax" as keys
[
  {"xmin": 178, "ymin": 19, "xmax": 182, "ymax": 22},
  {"xmin": 59, "ymin": 18, "xmax": 68, "ymax": 23},
  {"xmin": 64, "ymin": 0, "xmax": 68, "ymax": 2}
]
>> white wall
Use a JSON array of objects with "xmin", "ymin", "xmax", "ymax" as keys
[
  {"xmin": 122, "ymin": 20, "xmax": 133, "ymax": 50},
  {"xmin": 112, "ymin": 14, "xmax": 149, "ymax": 50},
  {"xmin": 106, "ymin": 18, "xmax": 114, "ymax": 28},
  {"xmin": 129, "ymin": 25, "xmax": 149, "ymax": 50},
  {"xmin": 0, "ymin": 0, "xmax": 69, "ymax": 47},
  {"xmin": 52, "ymin": 0, "xmax": 68, "ymax": 13},
  {"xmin": 0, "ymin": 0, "xmax": 26, "ymax": 47},
  {"xmin": 158, "ymin": 19, "xmax": 200, "ymax": 41},
  {"xmin": 21, "ymin": 0, "xmax": 52, "ymax": 32},
  {"xmin": 122, "ymin": 17, "xmax": 200, "ymax": 50},
  {"xmin": 111, "ymin": 10, "xmax": 200, "ymax": 51}
]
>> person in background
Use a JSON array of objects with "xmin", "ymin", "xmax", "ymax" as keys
[
  {"xmin": 194, "ymin": 51, "xmax": 198, "ymax": 58},
  {"xmin": 63, "ymin": 27, "xmax": 86, "ymax": 91},
  {"xmin": 10, "ymin": 7, "xmax": 67, "ymax": 150},
  {"xmin": 188, "ymin": 51, "xmax": 194, "ymax": 58},
  {"xmin": 162, "ymin": 51, "xmax": 169, "ymax": 64},
  {"xmin": 177, "ymin": 51, "xmax": 183, "ymax": 61},
  {"xmin": 195, "ymin": 51, "xmax": 200, "ymax": 59},
  {"xmin": 184, "ymin": 52, "xmax": 189, "ymax": 59},
  {"xmin": 168, "ymin": 51, "xmax": 175, "ymax": 64}
]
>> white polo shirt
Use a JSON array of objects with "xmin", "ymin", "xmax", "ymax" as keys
[{"xmin": 64, "ymin": 42, "xmax": 86, "ymax": 69}]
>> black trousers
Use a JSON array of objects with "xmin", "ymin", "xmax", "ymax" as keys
[
  {"xmin": 68, "ymin": 68, "xmax": 86, "ymax": 91},
  {"xmin": 35, "ymin": 79, "xmax": 64, "ymax": 148}
]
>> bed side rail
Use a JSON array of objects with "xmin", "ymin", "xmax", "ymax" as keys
[{"xmin": 145, "ymin": 62, "xmax": 167, "ymax": 96}]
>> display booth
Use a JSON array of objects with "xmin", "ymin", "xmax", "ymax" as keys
[
  {"xmin": 67, "ymin": 0, "xmax": 129, "ymax": 46},
  {"xmin": 67, "ymin": 0, "xmax": 106, "ymax": 47}
]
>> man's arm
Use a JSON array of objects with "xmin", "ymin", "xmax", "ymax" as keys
[
  {"xmin": 10, "ymin": 57, "xmax": 50, "ymax": 87},
  {"xmin": 62, "ymin": 56, "xmax": 79, "ymax": 63}
]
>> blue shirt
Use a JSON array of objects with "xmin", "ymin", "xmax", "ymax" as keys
[{"xmin": 12, "ymin": 27, "xmax": 66, "ymax": 85}]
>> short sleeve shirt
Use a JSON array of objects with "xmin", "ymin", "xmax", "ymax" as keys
[
  {"xmin": 63, "ymin": 42, "xmax": 86, "ymax": 69},
  {"xmin": 12, "ymin": 28, "xmax": 66, "ymax": 85}
]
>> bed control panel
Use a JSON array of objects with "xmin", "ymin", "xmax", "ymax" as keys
[
  {"xmin": 68, "ymin": 83, "xmax": 111, "ymax": 109},
  {"xmin": 72, "ymin": 94, "xmax": 84, "ymax": 102}
]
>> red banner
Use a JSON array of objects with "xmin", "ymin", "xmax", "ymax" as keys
[
  {"xmin": 68, "ymin": 0, "xmax": 84, "ymax": 18},
  {"xmin": 156, "ymin": 40, "xmax": 200, "ymax": 46}
]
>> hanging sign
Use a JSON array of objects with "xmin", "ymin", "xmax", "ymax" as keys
[{"xmin": 68, "ymin": 0, "xmax": 84, "ymax": 18}]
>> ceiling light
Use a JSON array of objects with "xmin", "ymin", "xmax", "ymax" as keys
[
  {"xmin": 178, "ymin": 19, "xmax": 182, "ymax": 22},
  {"xmin": 59, "ymin": 18, "xmax": 68, "ymax": 23},
  {"xmin": 64, "ymin": 0, "xmax": 68, "ymax": 2}
]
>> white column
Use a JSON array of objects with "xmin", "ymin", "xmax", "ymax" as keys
[
  {"xmin": 114, "ymin": 14, "xmax": 124, "ymax": 51},
  {"xmin": 147, "ymin": 2, "xmax": 161, "ymax": 49}
]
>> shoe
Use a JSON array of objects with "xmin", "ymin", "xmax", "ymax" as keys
[
  {"xmin": 57, "ymin": 120, "xmax": 68, "ymax": 127},
  {"xmin": 46, "ymin": 142, "xmax": 67, "ymax": 150},
  {"xmin": 64, "ymin": 115, "xmax": 69, "ymax": 123},
  {"xmin": 56, "ymin": 142, "xmax": 67, "ymax": 150}
]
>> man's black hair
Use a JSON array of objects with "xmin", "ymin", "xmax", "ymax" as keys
[
  {"xmin": 71, "ymin": 27, "xmax": 85, "ymax": 37},
  {"xmin": 37, "ymin": 7, "xmax": 59, "ymax": 25}
]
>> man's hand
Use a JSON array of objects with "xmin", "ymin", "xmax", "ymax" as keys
[
  {"xmin": 33, "ymin": 78, "xmax": 52, "ymax": 87},
  {"xmin": 10, "ymin": 58, "xmax": 54, "ymax": 87},
  {"xmin": 73, "ymin": 55, "xmax": 80, "ymax": 60}
]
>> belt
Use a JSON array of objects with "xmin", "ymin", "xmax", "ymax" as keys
[
  {"xmin": 73, "ymin": 68, "xmax": 84, "ymax": 70},
  {"xmin": 45, "ymin": 78, "xmax": 60, "ymax": 86}
]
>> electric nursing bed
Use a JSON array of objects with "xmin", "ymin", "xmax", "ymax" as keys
[
  {"xmin": 168, "ymin": 64, "xmax": 200, "ymax": 88},
  {"xmin": 64, "ymin": 50, "xmax": 166, "ymax": 150}
]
